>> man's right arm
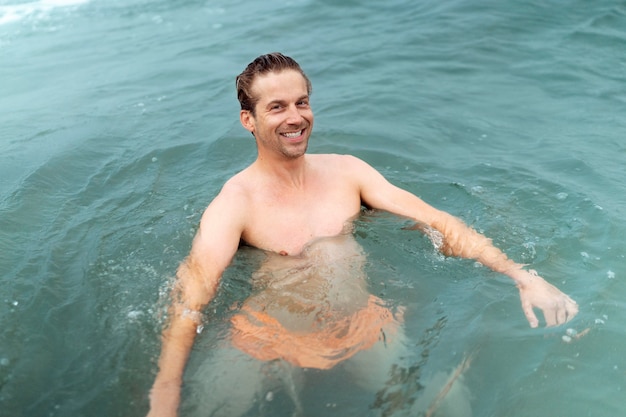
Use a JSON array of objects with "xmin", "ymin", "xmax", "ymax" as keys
[
  {"xmin": 147, "ymin": 186, "xmax": 245, "ymax": 417},
  {"xmin": 345, "ymin": 155, "xmax": 578, "ymax": 328}
]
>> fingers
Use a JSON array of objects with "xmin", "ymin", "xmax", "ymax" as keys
[
  {"xmin": 545, "ymin": 297, "xmax": 579, "ymax": 327},
  {"xmin": 522, "ymin": 294, "xmax": 579, "ymax": 328},
  {"xmin": 518, "ymin": 277, "xmax": 579, "ymax": 328},
  {"xmin": 556, "ymin": 304, "xmax": 567, "ymax": 325},
  {"xmin": 521, "ymin": 298, "xmax": 539, "ymax": 328},
  {"xmin": 560, "ymin": 298, "xmax": 579, "ymax": 325},
  {"xmin": 545, "ymin": 310, "xmax": 558, "ymax": 327},
  {"xmin": 566, "ymin": 295, "xmax": 579, "ymax": 315}
]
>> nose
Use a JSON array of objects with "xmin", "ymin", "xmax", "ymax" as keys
[{"xmin": 285, "ymin": 104, "xmax": 304, "ymax": 125}]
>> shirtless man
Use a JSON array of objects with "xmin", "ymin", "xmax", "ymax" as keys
[{"xmin": 147, "ymin": 52, "xmax": 578, "ymax": 416}]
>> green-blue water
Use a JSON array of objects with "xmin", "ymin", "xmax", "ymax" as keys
[{"xmin": 1, "ymin": 0, "xmax": 625, "ymax": 416}]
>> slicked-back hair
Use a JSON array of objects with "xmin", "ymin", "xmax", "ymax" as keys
[{"xmin": 236, "ymin": 52, "xmax": 312, "ymax": 116}]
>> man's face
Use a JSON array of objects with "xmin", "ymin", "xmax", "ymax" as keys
[{"xmin": 240, "ymin": 70, "xmax": 314, "ymax": 160}]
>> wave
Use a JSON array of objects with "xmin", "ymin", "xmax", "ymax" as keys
[{"xmin": 0, "ymin": 0, "xmax": 89, "ymax": 25}]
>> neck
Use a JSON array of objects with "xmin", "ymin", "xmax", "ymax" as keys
[{"xmin": 254, "ymin": 153, "xmax": 308, "ymax": 189}]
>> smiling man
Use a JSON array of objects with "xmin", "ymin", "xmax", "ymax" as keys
[{"xmin": 146, "ymin": 52, "xmax": 578, "ymax": 417}]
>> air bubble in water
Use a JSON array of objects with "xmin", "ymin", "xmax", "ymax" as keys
[
  {"xmin": 523, "ymin": 241, "xmax": 536, "ymax": 258},
  {"xmin": 127, "ymin": 310, "xmax": 143, "ymax": 320}
]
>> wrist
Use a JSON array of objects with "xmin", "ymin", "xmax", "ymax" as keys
[{"xmin": 505, "ymin": 265, "xmax": 536, "ymax": 287}]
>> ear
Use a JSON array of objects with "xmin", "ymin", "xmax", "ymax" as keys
[{"xmin": 240, "ymin": 110, "xmax": 255, "ymax": 134}]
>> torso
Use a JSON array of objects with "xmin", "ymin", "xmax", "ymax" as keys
[
  {"xmin": 226, "ymin": 153, "xmax": 370, "ymax": 332},
  {"xmin": 244, "ymin": 232, "xmax": 371, "ymax": 332},
  {"xmin": 236, "ymin": 154, "xmax": 363, "ymax": 256}
]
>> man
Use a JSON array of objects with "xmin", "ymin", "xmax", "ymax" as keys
[{"xmin": 147, "ymin": 52, "xmax": 578, "ymax": 416}]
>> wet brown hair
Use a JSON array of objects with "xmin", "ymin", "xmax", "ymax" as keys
[{"xmin": 236, "ymin": 52, "xmax": 312, "ymax": 115}]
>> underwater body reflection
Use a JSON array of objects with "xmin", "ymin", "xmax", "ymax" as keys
[{"xmin": 180, "ymin": 217, "xmax": 473, "ymax": 417}]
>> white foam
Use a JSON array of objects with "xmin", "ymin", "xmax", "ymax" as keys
[
  {"xmin": 40, "ymin": 0, "xmax": 89, "ymax": 5},
  {"xmin": 0, "ymin": 5, "xmax": 29, "ymax": 25},
  {"xmin": 0, "ymin": 0, "xmax": 89, "ymax": 26}
]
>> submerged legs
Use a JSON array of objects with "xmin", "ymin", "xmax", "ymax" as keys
[
  {"xmin": 183, "ymin": 346, "xmax": 304, "ymax": 417},
  {"xmin": 183, "ymin": 321, "xmax": 471, "ymax": 417}
]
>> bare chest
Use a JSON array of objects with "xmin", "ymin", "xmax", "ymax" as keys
[{"xmin": 241, "ymin": 183, "xmax": 362, "ymax": 255}]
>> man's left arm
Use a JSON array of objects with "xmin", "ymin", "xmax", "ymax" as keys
[{"xmin": 348, "ymin": 155, "xmax": 578, "ymax": 327}]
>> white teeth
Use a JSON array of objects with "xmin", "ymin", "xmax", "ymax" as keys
[{"xmin": 282, "ymin": 130, "xmax": 302, "ymax": 138}]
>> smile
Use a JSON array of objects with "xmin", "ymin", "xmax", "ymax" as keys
[{"xmin": 281, "ymin": 130, "xmax": 303, "ymax": 138}]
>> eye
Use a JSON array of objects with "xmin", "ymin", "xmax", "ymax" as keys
[{"xmin": 296, "ymin": 100, "xmax": 309, "ymax": 108}]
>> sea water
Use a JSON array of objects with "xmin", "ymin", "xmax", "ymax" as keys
[{"xmin": 1, "ymin": 0, "xmax": 625, "ymax": 416}]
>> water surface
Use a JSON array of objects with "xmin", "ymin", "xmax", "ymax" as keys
[{"xmin": 1, "ymin": 0, "xmax": 625, "ymax": 416}]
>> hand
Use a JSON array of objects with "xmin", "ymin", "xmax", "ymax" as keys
[
  {"xmin": 510, "ymin": 269, "xmax": 579, "ymax": 328},
  {"xmin": 147, "ymin": 379, "xmax": 181, "ymax": 417}
]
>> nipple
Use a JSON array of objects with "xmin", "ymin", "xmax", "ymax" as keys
[{"xmin": 279, "ymin": 250, "xmax": 288, "ymax": 256}]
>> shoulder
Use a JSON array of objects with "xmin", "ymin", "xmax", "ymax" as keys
[
  {"xmin": 306, "ymin": 154, "xmax": 383, "ymax": 189},
  {"xmin": 311, "ymin": 154, "xmax": 398, "ymax": 200},
  {"xmin": 199, "ymin": 170, "xmax": 253, "ymax": 231},
  {"xmin": 218, "ymin": 170, "xmax": 253, "ymax": 203},
  {"xmin": 307, "ymin": 153, "xmax": 376, "ymax": 174},
  {"xmin": 311, "ymin": 154, "xmax": 384, "ymax": 187},
  {"xmin": 182, "ymin": 173, "xmax": 252, "ymax": 268}
]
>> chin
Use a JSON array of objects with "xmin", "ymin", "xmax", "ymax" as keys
[{"xmin": 284, "ymin": 142, "xmax": 309, "ymax": 158}]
